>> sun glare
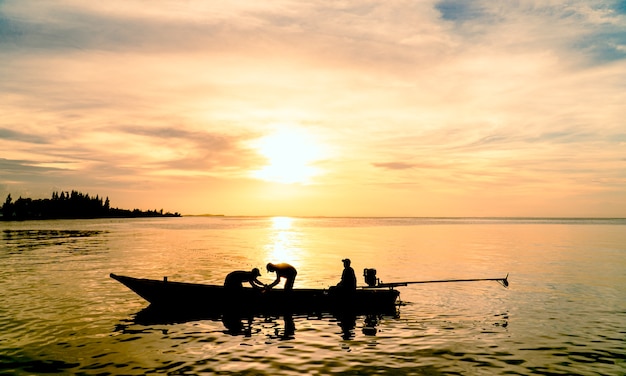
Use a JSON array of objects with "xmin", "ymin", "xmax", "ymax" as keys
[
  {"xmin": 271, "ymin": 216, "xmax": 294, "ymax": 230},
  {"xmin": 252, "ymin": 128, "xmax": 324, "ymax": 184}
]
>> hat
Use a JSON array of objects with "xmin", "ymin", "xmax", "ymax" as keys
[
  {"xmin": 252, "ymin": 267, "xmax": 261, "ymax": 276},
  {"xmin": 342, "ymin": 258, "xmax": 351, "ymax": 263}
]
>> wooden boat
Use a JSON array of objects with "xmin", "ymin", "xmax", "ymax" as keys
[{"xmin": 110, "ymin": 273, "xmax": 400, "ymax": 315}]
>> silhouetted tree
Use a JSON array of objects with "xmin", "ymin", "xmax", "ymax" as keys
[{"xmin": 0, "ymin": 190, "xmax": 181, "ymax": 220}]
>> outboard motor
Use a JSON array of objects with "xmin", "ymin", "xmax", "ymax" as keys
[{"xmin": 363, "ymin": 268, "xmax": 378, "ymax": 287}]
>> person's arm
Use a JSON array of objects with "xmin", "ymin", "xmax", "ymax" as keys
[
  {"xmin": 350, "ymin": 269, "xmax": 357, "ymax": 286},
  {"xmin": 249, "ymin": 278, "xmax": 265, "ymax": 289},
  {"xmin": 338, "ymin": 269, "xmax": 348, "ymax": 285},
  {"xmin": 267, "ymin": 275, "xmax": 281, "ymax": 289}
]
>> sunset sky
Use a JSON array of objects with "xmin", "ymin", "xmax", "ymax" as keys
[{"xmin": 1, "ymin": 1, "xmax": 625, "ymax": 217}]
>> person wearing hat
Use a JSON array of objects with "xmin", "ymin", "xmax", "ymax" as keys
[
  {"xmin": 224, "ymin": 268, "xmax": 265, "ymax": 290},
  {"xmin": 336, "ymin": 258, "xmax": 357, "ymax": 292},
  {"xmin": 266, "ymin": 262, "xmax": 298, "ymax": 291}
]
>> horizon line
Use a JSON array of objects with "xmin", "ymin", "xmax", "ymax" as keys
[{"xmin": 184, "ymin": 214, "xmax": 626, "ymax": 220}]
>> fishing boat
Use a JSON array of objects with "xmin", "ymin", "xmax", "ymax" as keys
[
  {"xmin": 111, "ymin": 269, "xmax": 507, "ymax": 317},
  {"xmin": 110, "ymin": 273, "xmax": 401, "ymax": 316}
]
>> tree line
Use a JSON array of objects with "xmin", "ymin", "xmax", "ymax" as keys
[{"xmin": 1, "ymin": 190, "xmax": 181, "ymax": 220}]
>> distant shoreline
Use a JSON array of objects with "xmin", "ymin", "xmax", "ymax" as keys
[
  {"xmin": 184, "ymin": 214, "xmax": 224, "ymax": 217},
  {"xmin": 1, "ymin": 190, "xmax": 181, "ymax": 221}
]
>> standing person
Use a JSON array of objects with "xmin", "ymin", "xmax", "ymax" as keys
[
  {"xmin": 336, "ymin": 258, "xmax": 357, "ymax": 292},
  {"xmin": 224, "ymin": 268, "xmax": 265, "ymax": 290},
  {"xmin": 266, "ymin": 263, "xmax": 297, "ymax": 291}
]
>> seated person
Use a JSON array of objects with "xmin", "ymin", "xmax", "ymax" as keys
[
  {"xmin": 224, "ymin": 268, "xmax": 265, "ymax": 290},
  {"xmin": 266, "ymin": 262, "xmax": 297, "ymax": 291},
  {"xmin": 335, "ymin": 258, "xmax": 357, "ymax": 292}
]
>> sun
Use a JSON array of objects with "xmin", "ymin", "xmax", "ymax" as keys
[{"xmin": 251, "ymin": 128, "xmax": 324, "ymax": 184}]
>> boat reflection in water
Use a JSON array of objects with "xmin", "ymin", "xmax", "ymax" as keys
[
  {"xmin": 131, "ymin": 304, "xmax": 397, "ymax": 340},
  {"xmin": 222, "ymin": 312, "xmax": 298, "ymax": 339},
  {"xmin": 221, "ymin": 314, "xmax": 253, "ymax": 337}
]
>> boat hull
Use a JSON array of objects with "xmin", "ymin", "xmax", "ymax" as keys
[{"xmin": 110, "ymin": 273, "xmax": 399, "ymax": 315}]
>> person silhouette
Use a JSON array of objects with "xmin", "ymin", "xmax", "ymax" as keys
[
  {"xmin": 224, "ymin": 268, "xmax": 265, "ymax": 290},
  {"xmin": 265, "ymin": 263, "xmax": 297, "ymax": 291},
  {"xmin": 335, "ymin": 258, "xmax": 357, "ymax": 292}
]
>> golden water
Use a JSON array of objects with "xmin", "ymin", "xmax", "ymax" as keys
[{"xmin": 1, "ymin": 217, "xmax": 625, "ymax": 374}]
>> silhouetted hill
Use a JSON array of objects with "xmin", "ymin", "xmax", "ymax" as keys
[{"xmin": 1, "ymin": 191, "xmax": 181, "ymax": 221}]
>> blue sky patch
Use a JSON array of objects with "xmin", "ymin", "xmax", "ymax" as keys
[
  {"xmin": 435, "ymin": 0, "xmax": 486, "ymax": 22},
  {"xmin": 574, "ymin": 30, "xmax": 626, "ymax": 63}
]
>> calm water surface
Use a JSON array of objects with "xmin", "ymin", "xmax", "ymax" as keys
[{"xmin": 1, "ymin": 217, "xmax": 625, "ymax": 375}]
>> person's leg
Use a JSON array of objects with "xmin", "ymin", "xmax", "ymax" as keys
[{"xmin": 285, "ymin": 278, "xmax": 294, "ymax": 291}]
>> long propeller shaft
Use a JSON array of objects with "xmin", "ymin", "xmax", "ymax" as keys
[{"xmin": 374, "ymin": 274, "xmax": 509, "ymax": 288}]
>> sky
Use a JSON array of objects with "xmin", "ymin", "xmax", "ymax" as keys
[{"xmin": 1, "ymin": 0, "xmax": 625, "ymax": 217}]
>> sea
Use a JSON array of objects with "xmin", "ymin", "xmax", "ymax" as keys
[{"xmin": 1, "ymin": 216, "xmax": 625, "ymax": 375}]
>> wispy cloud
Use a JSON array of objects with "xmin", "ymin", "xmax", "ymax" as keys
[{"xmin": 0, "ymin": 128, "xmax": 48, "ymax": 144}]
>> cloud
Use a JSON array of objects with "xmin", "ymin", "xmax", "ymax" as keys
[
  {"xmin": 372, "ymin": 162, "xmax": 416, "ymax": 170},
  {"xmin": 111, "ymin": 125, "xmax": 264, "ymax": 174},
  {"xmin": 0, "ymin": 158, "xmax": 59, "ymax": 174},
  {"xmin": 0, "ymin": 128, "xmax": 48, "ymax": 144}
]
